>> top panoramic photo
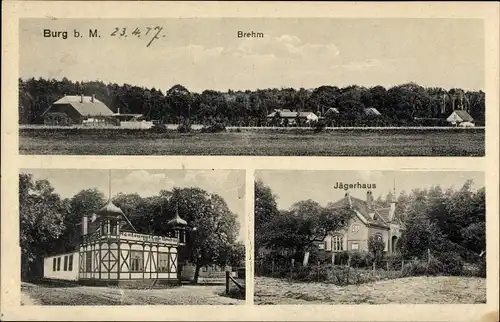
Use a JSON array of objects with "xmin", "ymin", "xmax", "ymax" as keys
[{"xmin": 18, "ymin": 18, "xmax": 485, "ymax": 156}]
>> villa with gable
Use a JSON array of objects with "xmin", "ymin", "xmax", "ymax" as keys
[{"xmin": 317, "ymin": 190, "xmax": 403, "ymax": 256}]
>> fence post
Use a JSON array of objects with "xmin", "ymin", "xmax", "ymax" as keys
[
  {"xmin": 426, "ymin": 249, "xmax": 430, "ymax": 276},
  {"xmin": 290, "ymin": 258, "xmax": 294, "ymax": 280},
  {"xmin": 401, "ymin": 259, "xmax": 404, "ymax": 271},
  {"xmin": 386, "ymin": 261, "xmax": 389, "ymax": 271},
  {"xmin": 346, "ymin": 255, "xmax": 351, "ymax": 285},
  {"xmin": 271, "ymin": 259, "xmax": 275, "ymax": 277},
  {"xmin": 372, "ymin": 261, "xmax": 376, "ymax": 277},
  {"xmin": 225, "ymin": 271, "xmax": 230, "ymax": 294},
  {"xmin": 317, "ymin": 261, "xmax": 320, "ymax": 281}
]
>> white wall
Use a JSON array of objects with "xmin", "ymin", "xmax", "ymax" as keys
[{"xmin": 43, "ymin": 252, "xmax": 79, "ymax": 281}]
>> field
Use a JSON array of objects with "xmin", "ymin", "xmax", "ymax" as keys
[
  {"xmin": 21, "ymin": 281, "xmax": 244, "ymax": 305},
  {"xmin": 254, "ymin": 276, "xmax": 486, "ymax": 305},
  {"xmin": 19, "ymin": 127, "xmax": 485, "ymax": 156}
]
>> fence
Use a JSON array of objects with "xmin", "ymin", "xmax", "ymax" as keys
[{"xmin": 255, "ymin": 254, "xmax": 483, "ymax": 285}]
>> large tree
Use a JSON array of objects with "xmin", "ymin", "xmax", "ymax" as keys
[
  {"xmin": 258, "ymin": 199, "xmax": 353, "ymax": 264},
  {"xmin": 20, "ymin": 173, "xmax": 67, "ymax": 279},
  {"xmin": 165, "ymin": 187, "xmax": 240, "ymax": 283}
]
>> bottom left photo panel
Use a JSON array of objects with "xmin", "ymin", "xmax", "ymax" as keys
[{"xmin": 19, "ymin": 168, "xmax": 246, "ymax": 305}]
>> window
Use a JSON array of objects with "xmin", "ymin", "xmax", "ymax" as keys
[
  {"xmin": 63, "ymin": 256, "xmax": 68, "ymax": 271},
  {"xmin": 318, "ymin": 243, "xmax": 325, "ymax": 250},
  {"xmin": 351, "ymin": 243, "xmax": 359, "ymax": 250},
  {"xmin": 111, "ymin": 222, "xmax": 118, "ymax": 235},
  {"xmin": 332, "ymin": 235, "xmax": 344, "ymax": 252},
  {"xmin": 102, "ymin": 220, "xmax": 110, "ymax": 235},
  {"xmin": 157, "ymin": 253, "xmax": 169, "ymax": 272},
  {"xmin": 85, "ymin": 251, "xmax": 92, "ymax": 272},
  {"xmin": 53, "ymin": 258, "xmax": 57, "ymax": 271},
  {"xmin": 57, "ymin": 257, "xmax": 61, "ymax": 271},
  {"xmin": 68, "ymin": 255, "xmax": 73, "ymax": 271},
  {"xmin": 130, "ymin": 251, "xmax": 144, "ymax": 272}
]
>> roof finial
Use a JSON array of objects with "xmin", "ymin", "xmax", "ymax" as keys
[{"xmin": 108, "ymin": 169, "xmax": 112, "ymax": 201}]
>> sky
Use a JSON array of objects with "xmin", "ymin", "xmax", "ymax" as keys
[
  {"xmin": 255, "ymin": 170, "xmax": 485, "ymax": 211},
  {"xmin": 22, "ymin": 169, "xmax": 246, "ymax": 240},
  {"xmin": 19, "ymin": 18, "xmax": 484, "ymax": 92}
]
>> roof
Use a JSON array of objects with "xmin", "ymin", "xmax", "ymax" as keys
[
  {"xmin": 330, "ymin": 194, "xmax": 389, "ymax": 227},
  {"xmin": 97, "ymin": 200, "xmax": 138, "ymax": 232},
  {"xmin": 364, "ymin": 107, "xmax": 382, "ymax": 116},
  {"xmin": 167, "ymin": 208, "xmax": 188, "ymax": 227},
  {"xmin": 97, "ymin": 201, "xmax": 125, "ymax": 218},
  {"xmin": 267, "ymin": 111, "xmax": 317, "ymax": 118},
  {"xmin": 449, "ymin": 110, "xmax": 474, "ymax": 122},
  {"xmin": 324, "ymin": 107, "xmax": 340, "ymax": 117},
  {"xmin": 49, "ymin": 95, "xmax": 113, "ymax": 117}
]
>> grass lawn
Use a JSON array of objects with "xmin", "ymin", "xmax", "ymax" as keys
[
  {"xmin": 19, "ymin": 128, "xmax": 484, "ymax": 156},
  {"xmin": 254, "ymin": 276, "xmax": 486, "ymax": 305},
  {"xmin": 21, "ymin": 281, "xmax": 244, "ymax": 305}
]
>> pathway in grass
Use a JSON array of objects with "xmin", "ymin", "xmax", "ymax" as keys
[
  {"xmin": 21, "ymin": 282, "xmax": 244, "ymax": 305},
  {"xmin": 254, "ymin": 276, "xmax": 486, "ymax": 305}
]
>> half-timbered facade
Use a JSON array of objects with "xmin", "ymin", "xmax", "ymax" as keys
[{"xmin": 44, "ymin": 200, "xmax": 189, "ymax": 286}]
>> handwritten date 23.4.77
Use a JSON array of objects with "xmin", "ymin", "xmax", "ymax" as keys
[{"xmin": 110, "ymin": 26, "xmax": 165, "ymax": 47}]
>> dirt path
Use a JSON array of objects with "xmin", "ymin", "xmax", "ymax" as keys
[
  {"xmin": 21, "ymin": 282, "xmax": 244, "ymax": 305},
  {"xmin": 254, "ymin": 276, "xmax": 486, "ymax": 305}
]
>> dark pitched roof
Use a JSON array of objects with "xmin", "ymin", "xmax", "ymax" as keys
[
  {"xmin": 450, "ymin": 110, "xmax": 474, "ymax": 122},
  {"xmin": 48, "ymin": 95, "xmax": 113, "ymax": 117},
  {"xmin": 330, "ymin": 194, "xmax": 389, "ymax": 227}
]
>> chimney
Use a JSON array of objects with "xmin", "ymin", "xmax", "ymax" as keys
[
  {"xmin": 80, "ymin": 94, "xmax": 84, "ymax": 103},
  {"xmin": 366, "ymin": 190, "xmax": 373, "ymax": 209},
  {"xmin": 82, "ymin": 215, "xmax": 88, "ymax": 236},
  {"xmin": 91, "ymin": 94, "xmax": 95, "ymax": 103}
]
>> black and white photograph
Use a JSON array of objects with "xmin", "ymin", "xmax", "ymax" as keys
[
  {"xmin": 20, "ymin": 169, "xmax": 246, "ymax": 305},
  {"xmin": 254, "ymin": 170, "xmax": 486, "ymax": 304},
  {"xmin": 19, "ymin": 18, "xmax": 485, "ymax": 156}
]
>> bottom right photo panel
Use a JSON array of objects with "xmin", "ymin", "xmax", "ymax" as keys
[{"xmin": 254, "ymin": 170, "xmax": 486, "ymax": 305}]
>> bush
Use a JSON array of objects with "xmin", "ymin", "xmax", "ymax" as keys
[
  {"xmin": 349, "ymin": 251, "xmax": 374, "ymax": 268},
  {"xmin": 150, "ymin": 123, "xmax": 167, "ymax": 132},
  {"xmin": 313, "ymin": 120, "xmax": 326, "ymax": 133},
  {"xmin": 201, "ymin": 122, "xmax": 226, "ymax": 133},
  {"xmin": 177, "ymin": 122, "xmax": 192, "ymax": 133},
  {"xmin": 438, "ymin": 253, "xmax": 464, "ymax": 276},
  {"xmin": 401, "ymin": 259, "xmax": 428, "ymax": 277},
  {"xmin": 478, "ymin": 257, "xmax": 486, "ymax": 278}
]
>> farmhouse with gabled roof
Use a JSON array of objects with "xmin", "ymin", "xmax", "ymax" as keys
[
  {"xmin": 42, "ymin": 94, "xmax": 114, "ymax": 125},
  {"xmin": 446, "ymin": 110, "xmax": 474, "ymax": 126}
]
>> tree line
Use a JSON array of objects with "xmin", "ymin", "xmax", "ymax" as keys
[
  {"xmin": 255, "ymin": 179, "xmax": 486, "ymax": 267},
  {"xmin": 19, "ymin": 77, "xmax": 485, "ymax": 127},
  {"xmin": 20, "ymin": 173, "xmax": 244, "ymax": 283}
]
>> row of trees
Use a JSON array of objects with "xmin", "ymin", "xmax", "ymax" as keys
[
  {"xmin": 255, "ymin": 179, "xmax": 486, "ymax": 265},
  {"xmin": 19, "ymin": 77, "xmax": 486, "ymax": 126},
  {"xmin": 20, "ymin": 173, "xmax": 244, "ymax": 282}
]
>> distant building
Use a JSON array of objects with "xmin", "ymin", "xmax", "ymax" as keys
[
  {"xmin": 266, "ymin": 109, "xmax": 319, "ymax": 126},
  {"xmin": 42, "ymin": 94, "xmax": 114, "ymax": 126},
  {"xmin": 364, "ymin": 107, "xmax": 382, "ymax": 116},
  {"xmin": 316, "ymin": 191, "xmax": 403, "ymax": 257},
  {"xmin": 447, "ymin": 110, "xmax": 474, "ymax": 126},
  {"xmin": 324, "ymin": 107, "xmax": 340, "ymax": 117}
]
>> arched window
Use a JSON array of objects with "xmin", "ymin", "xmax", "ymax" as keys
[{"xmin": 332, "ymin": 235, "xmax": 344, "ymax": 252}]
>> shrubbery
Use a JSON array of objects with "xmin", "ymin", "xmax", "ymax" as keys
[
  {"xmin": 201, "ymin": 122, "xmax": 226, "ymax": 133},
  {"xmin": 177, "ymin": 121, "xmax": 192, "ymax": 133},
  {"xmin": 437, "ymin": 253, "xmax": 464, "ymax": 276}
]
